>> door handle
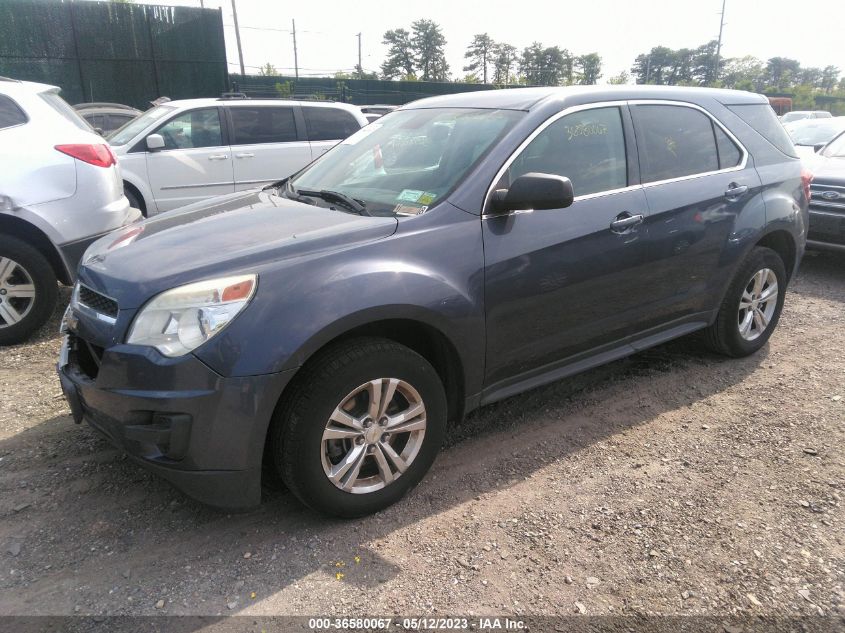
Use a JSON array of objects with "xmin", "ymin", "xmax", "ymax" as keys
[
  {"xmin": 235, "ymin": 153, "xmax": 254, "ymax": 158},
  {"xmin": 610, "ymin": 212, "xmax": 644, "ymax": 233},
  {"xmin": 724, "ymin": 183, "xmax": 748, "ymax": 198},
  {"xmin": 208, "ymin": 154, "xmax": 229, "ymax": 160}
]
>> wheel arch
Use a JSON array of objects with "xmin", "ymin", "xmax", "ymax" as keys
[
  {"xmin": 122, "ymin": 180, "xmax": 147, "ymax": 217},
  {"xmin": 755, "ymin": 229, "xmax": 797, "ymax": 281},
  {"xmin": 0, "ymin": 214, "xmax": 71, "ymax": 284}
]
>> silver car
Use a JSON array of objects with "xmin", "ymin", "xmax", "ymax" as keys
[{"xmin": 0, "ymin": 77, "xmax": 141, "ymax": 344}]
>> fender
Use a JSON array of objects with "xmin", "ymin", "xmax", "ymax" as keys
[{"xmin": 121, "ymin": 170, "xmax": 156, "ymax": 216}]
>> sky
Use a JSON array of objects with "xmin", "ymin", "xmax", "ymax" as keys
[{"xmin": 152, "ymin": 0, "xmax": 845, "ymax": 82}]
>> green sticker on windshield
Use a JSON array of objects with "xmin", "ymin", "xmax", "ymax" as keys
[
  {"xmin": 397, "ymin": 189, "xmax": 424, "ymax": 202},
  {"xmin": 418, "ymin": 192, "xmax": 437, "ymax": 205}
]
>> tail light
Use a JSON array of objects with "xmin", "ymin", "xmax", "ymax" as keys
[
  {"xmin": 800, "ymin": 168, "xmax": 813, "ymax": 203},
  {"xmin": 55, "ymin": 144, "xmax": 116, "ymax": 168}
]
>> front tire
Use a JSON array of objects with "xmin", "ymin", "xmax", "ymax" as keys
[
  {"xmin": 0, "ymin": 236, "xmax": 58, "ymax": 346},
  {"xmin": 124, "ymin": 187, "xmax": 145, "ymax": 217},
  {"xmin": 272, "ymin": 338, "xmax": 447, "ymax": 518},
  {"xmin": 703, "ymin": 246, "xmax": 787, "ymax": 357}
]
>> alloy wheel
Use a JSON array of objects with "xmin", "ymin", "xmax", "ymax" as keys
[
  {"xmin": 0, "ymin": 257, "xmax": 36, "ymax": 328},
  {"xmin": 321, "ymin": 378, "xmax": 427, "ymax": 494},
  {"xmin": 737, "ymin": 267, "xmax": 778, "ymax": 342}
]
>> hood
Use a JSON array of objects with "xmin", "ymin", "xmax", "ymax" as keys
[
  {"xmin": 78, "ymin": 189, "xmax": 397, "ymax": 309},
  {"xmin": 804, "ymin": 154, "xmax": 845, "ymax": 187}
]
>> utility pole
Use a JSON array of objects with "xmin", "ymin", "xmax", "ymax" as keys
[
  {"xmin": 715, "ymin": 0, "xmax": 727, "ymax": 82},
  {"xmin": 357, "ymin": 32, "xmax": 362, "ymax": 79},
  {"xmin": 292, "ymin": 19, "xmax": 299, "ymax": 80},
  {"xmin": 231, "ymin": 0, "xmax": 245, "ymax": 76}
]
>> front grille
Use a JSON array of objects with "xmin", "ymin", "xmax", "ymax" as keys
[{"xmin": 78, "ymin": 285, "xmax": 118, "ymax": 318}]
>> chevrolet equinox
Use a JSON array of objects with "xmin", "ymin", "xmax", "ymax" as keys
[{"xmin": 59, "ymin": 86, "xmax": 810, "ymax": 517}]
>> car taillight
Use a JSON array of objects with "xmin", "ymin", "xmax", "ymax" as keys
[
  {"xmin": 55, "ymin": 144, "xmax": 116, "ymax": 168},
  {"xmin": 800, "ymin": 168, "xmax": 813, "ymax": 203}
]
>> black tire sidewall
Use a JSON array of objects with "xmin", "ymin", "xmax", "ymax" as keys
[
  {"xmin": 124, "ymin": 188, "xmax": 145, "ymax": 218},
  {"xmin": 0, "ymin": 236, "xmax": 58, "ymax": 346},
  {"xmin": 281, "ymin": 342, "xmax": 447, "ymax": 518},
  {"xmin": 720, "ymin": 248, "xmax": 787, "ymax": 356}
]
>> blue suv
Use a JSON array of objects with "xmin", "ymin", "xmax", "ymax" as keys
[{"xmin": 58, "ymin": 86, "xmax": 810, "ymax": 517}]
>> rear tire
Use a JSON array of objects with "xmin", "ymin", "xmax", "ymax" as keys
[
  {"xmin": 703, "ymin": 246, "xmax": 786, "ymax": 357},
  {"xmin": 0, "ymin": 236, "xmax": 58, "ymax": 346},
  {"xmin": 272, "ymin": 337, "xmax": 447, "ymax": 518}
]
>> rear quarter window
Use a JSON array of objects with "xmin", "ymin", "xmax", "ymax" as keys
[
  {"xmin": 728, "ymin": 104, "xmax": 798, "ymax": 158},
  {"xmin": 40, "ymin": 91, "xmax": 93, "ymax": 132},
  {"xmin": 303, "ymin": 107, "xmax": 361, "ymax": 141},
  {"xmin": 0, "ymin": 95, "xmax": 27, "ymax": 129}
]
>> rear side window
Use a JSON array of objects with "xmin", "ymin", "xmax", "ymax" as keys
[
  {"xmin": 502, "ymin": 106, "xmax": 628, "ymax": 197},
  {"xmin": 230, "ymin": 107, "xmax": 297, "ymax": 145},
  {"xmin": 715, "ymin": 125, "xmax": 742, "ymax": 169},
  {"xmin": 303, "ymin": 107, "xmax": 360, "ymax": 141},
  {"xmin": 633, "ymin": 105, "xmax": 719, "ymax": 183},
  {"xmin": 728, "ymin": 104, "xmax": 798, "ymax": 158},
  {"xmin": 0, "ymin": 95, "xmax": 27, "ymax": 129}
]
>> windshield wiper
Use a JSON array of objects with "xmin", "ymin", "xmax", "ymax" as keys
[{"xmin": 294, "ymin": 188, "xmax": 370, "ymax": 216}]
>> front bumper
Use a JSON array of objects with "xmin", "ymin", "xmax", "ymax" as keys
[
  {"xmin": 58, "ymin": 331, "xmax": 295, "ymax": 510},
  {"xmin": 807, "ymin": 205, "xmax": 845, "ymax": 249}
]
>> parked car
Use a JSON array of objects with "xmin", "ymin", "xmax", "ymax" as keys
[
  {"xmin": 59, "ymin": 86, "xmax": 808, "ymax": 517},
  {"xmin": 804, "ymin": 130, "xmax": 845, "ymax": 251},
  {"xmin": 783, "ymin": 116, "xmax": 845, "ymax": 157},
  {"xmin": 108, "ymin": 98, "xmax": 368, "ymax": 215},
  {"xmin": 780, "ymin": 110, "xmax": 833, "ymax": 124},
  {"xmin": 0, "ymin": 78, "xmax": 140, "ymax": 345},
  {"xmin": 74, "ymin": 102, "xmax": 142, "ymax": 136}
]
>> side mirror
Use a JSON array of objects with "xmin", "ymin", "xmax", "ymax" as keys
[
  {"xmin": 814, "ymin": 142, "xmax": 826, "ymax": 153},
  {"xmin": 490, "ymin": 173, "xmax": 575, "ymax": 214},
  {"xmin": 146, "ymin": 134, "xmax": 165, "ymax": 151}
]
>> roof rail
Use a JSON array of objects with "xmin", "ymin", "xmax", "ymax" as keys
[
  {"xmin": 73, "ymin": 102, "xmax": 137, "ymax": 110},
  {"xmin": 219, "ymin": 92, "xmax": 248, "ymax": 100}
]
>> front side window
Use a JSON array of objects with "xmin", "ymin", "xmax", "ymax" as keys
[
  {"xmin": 633, "ymin": 105, "xmax": 720, "ymax": 183},
  {"xmin": 230, "ymin": 106, "xmax": 297, "ymax": 145},
  {"xmin": 288, "ymin": 107, "xmax": 523, "ymax": 216},
  {"xmin": 108, "ymin": 104, "xmax": 174, "ymax": 145},
  {"xmin": 0, "ymin": 95, "xmax": 27, "ymax": 129},
  {"xmin": 154, "ymin": 108, "xmax": 223, "ymax": 150},
  {"xmin": 498, "ymin": 106, "xmax": 627, "ymax": 198},
  {"xmin": 821, "ymin": 131, "xmax": 845, "ymax": 158},
  {"xmin": 303, "ymin": 107, "xmax": 360, "ymax": 141}
]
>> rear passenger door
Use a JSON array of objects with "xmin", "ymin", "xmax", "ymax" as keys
[
  {"xmin": 227, "ymin": 105, "xmax": 312, "ymax": 190},
  {"xmin": 302, "ymin": 106, "xmax": 362, "ymax": 159},
  {"xmin": 630, "ymin": 102, "xmax": 762, "ymax": 325}
]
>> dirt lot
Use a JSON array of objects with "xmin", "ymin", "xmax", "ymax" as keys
[{"xmin": 0, "ymin": 251, "xmax": 843, "ymax": 621}]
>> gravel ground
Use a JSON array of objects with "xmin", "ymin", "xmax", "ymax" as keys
[{"xmin": 0, "ymin": 251, "xmax": 842, "ymax": 621}]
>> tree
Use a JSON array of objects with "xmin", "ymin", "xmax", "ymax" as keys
[
  {"xmin": 763, "ymin": 57, "xmax": 801, "ymax": 91},
  {"xmin": 631, "ymin": 46, "xmax": 675, "ymax": 84},
  {"xmin": 463, "ymin": 33, "xmax": 496, "ymax": 83},
  {"xmin": 798, "ymin": 66, "xmax": 823, "ymax": 88},
  {"xmin": 607, "ymin": 71, "xmax": 629, "ymax": 85},
  {"xmin": 691, "ymin": 40, "xmax": 718, "ymax": 85},
  {"xmin": 258, "ymin": 62, "xmax": 279, "ymax": 77},
  {"xmin": 353, "ymin": 65, "xmax": 379, "ymax": 80},
  {"xmin": 492, "ymin": 43, "xmax": 517, "ymax": 85},
  {"xmin": 381, "ymin": 28, "xmax": 415, "ymax": 79},
  {"xmin": 574, "ymin": 53, "xmax": 602, "ymax": 84},
  {"xmin": 821, "ymin": 66, "xmax": 841, "ymax": 93},
  {"xmin": 520, "ymin": 42, "xmax": 571, "ymax": 86},
  {"xmin": 411, "ymin": 19, "xmax": 449, "ymax": 81},
  {"xmin": 719, "ymin": 56, "xmax": 764, "ymax": 91}
]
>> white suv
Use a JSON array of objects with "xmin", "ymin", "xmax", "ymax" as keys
[
  {"xmin": 0, "ymin": 78, "xmax": 140, "ymax": 345},
  {"xmin": 108, "ymin": 98, "xmax": 368, "ymax": 215}
]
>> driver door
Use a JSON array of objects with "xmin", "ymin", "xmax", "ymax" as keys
[{"xmin": 145, "ymin": 107, "xmax": 234, "ymax": 213}]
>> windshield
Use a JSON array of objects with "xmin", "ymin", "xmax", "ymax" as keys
[
  {"xmin": 108, "ymin": 104, "xmax": 176, "ymax": 145},
  {"xmin": 288, "ymin": 107, "xmax": 524, "ymax": 216},
  {"xmin": 821, "ymin": 131, "xmax": 845, "ymax": 158},
  {"xmin": 785, "ymin": 119, "xmax": 845, "ymax": 146}
]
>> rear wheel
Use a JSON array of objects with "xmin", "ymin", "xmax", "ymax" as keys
[
  {"xmin": 272, "ymin": 338, "xmax": 447, "ymax": 517},
  {"xmin": 0, "ymin": 236, "xmax": 58, "ymax": 346},
  {"xmin": 703, "ymin": 246, "xmax": 786, "ymax": 357}
]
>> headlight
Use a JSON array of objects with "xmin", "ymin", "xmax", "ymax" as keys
[{"xmin": 126, "ymin": 274, "xmax": 257, "ymax": 357}]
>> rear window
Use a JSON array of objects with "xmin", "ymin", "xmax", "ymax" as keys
[
  {"xmin": 728, "ymin": 104, "xmax": 798, "ymax": 158},
  {"xmin": 0, "ymin": 95, "xmax": 27, "ymax": 129},
  {"xmin": 39, "ymin": 91, "xmax": 92, "ymax": 132},
  {"xmin": 303, "ymin": 107, "xmax": 360, "ymax": 141},
  {"xmin": 230, "ymin": 106, "xmax": 297, "ymax": 144}
]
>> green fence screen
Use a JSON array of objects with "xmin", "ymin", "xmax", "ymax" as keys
[{"xmin": 0, "ymin": 0, "xmax": 227, "ymax": 108}]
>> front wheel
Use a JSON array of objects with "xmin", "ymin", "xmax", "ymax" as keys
[
  {"xmin": 272, "ymin": 338, "xmax": 447, "ymax": 517},
  {"xmin": 703, "ymin": 246, "xmax": 787, "ymax": 357}
]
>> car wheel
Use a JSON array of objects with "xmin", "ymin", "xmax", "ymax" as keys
[
  {"xmin": 703, "ymin": 246, "xmax": 787, "ymax": 357},
  {"xmin": 0, "ymin": 236, "xmax": 58, "ymax": 346},
  {"xmin": 273, "ymin": 337, "xmax": 447, "ymax": 517},
  {"xmin": 124, "ymin": 187, "xmax": 145, "ymax": 217}
]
